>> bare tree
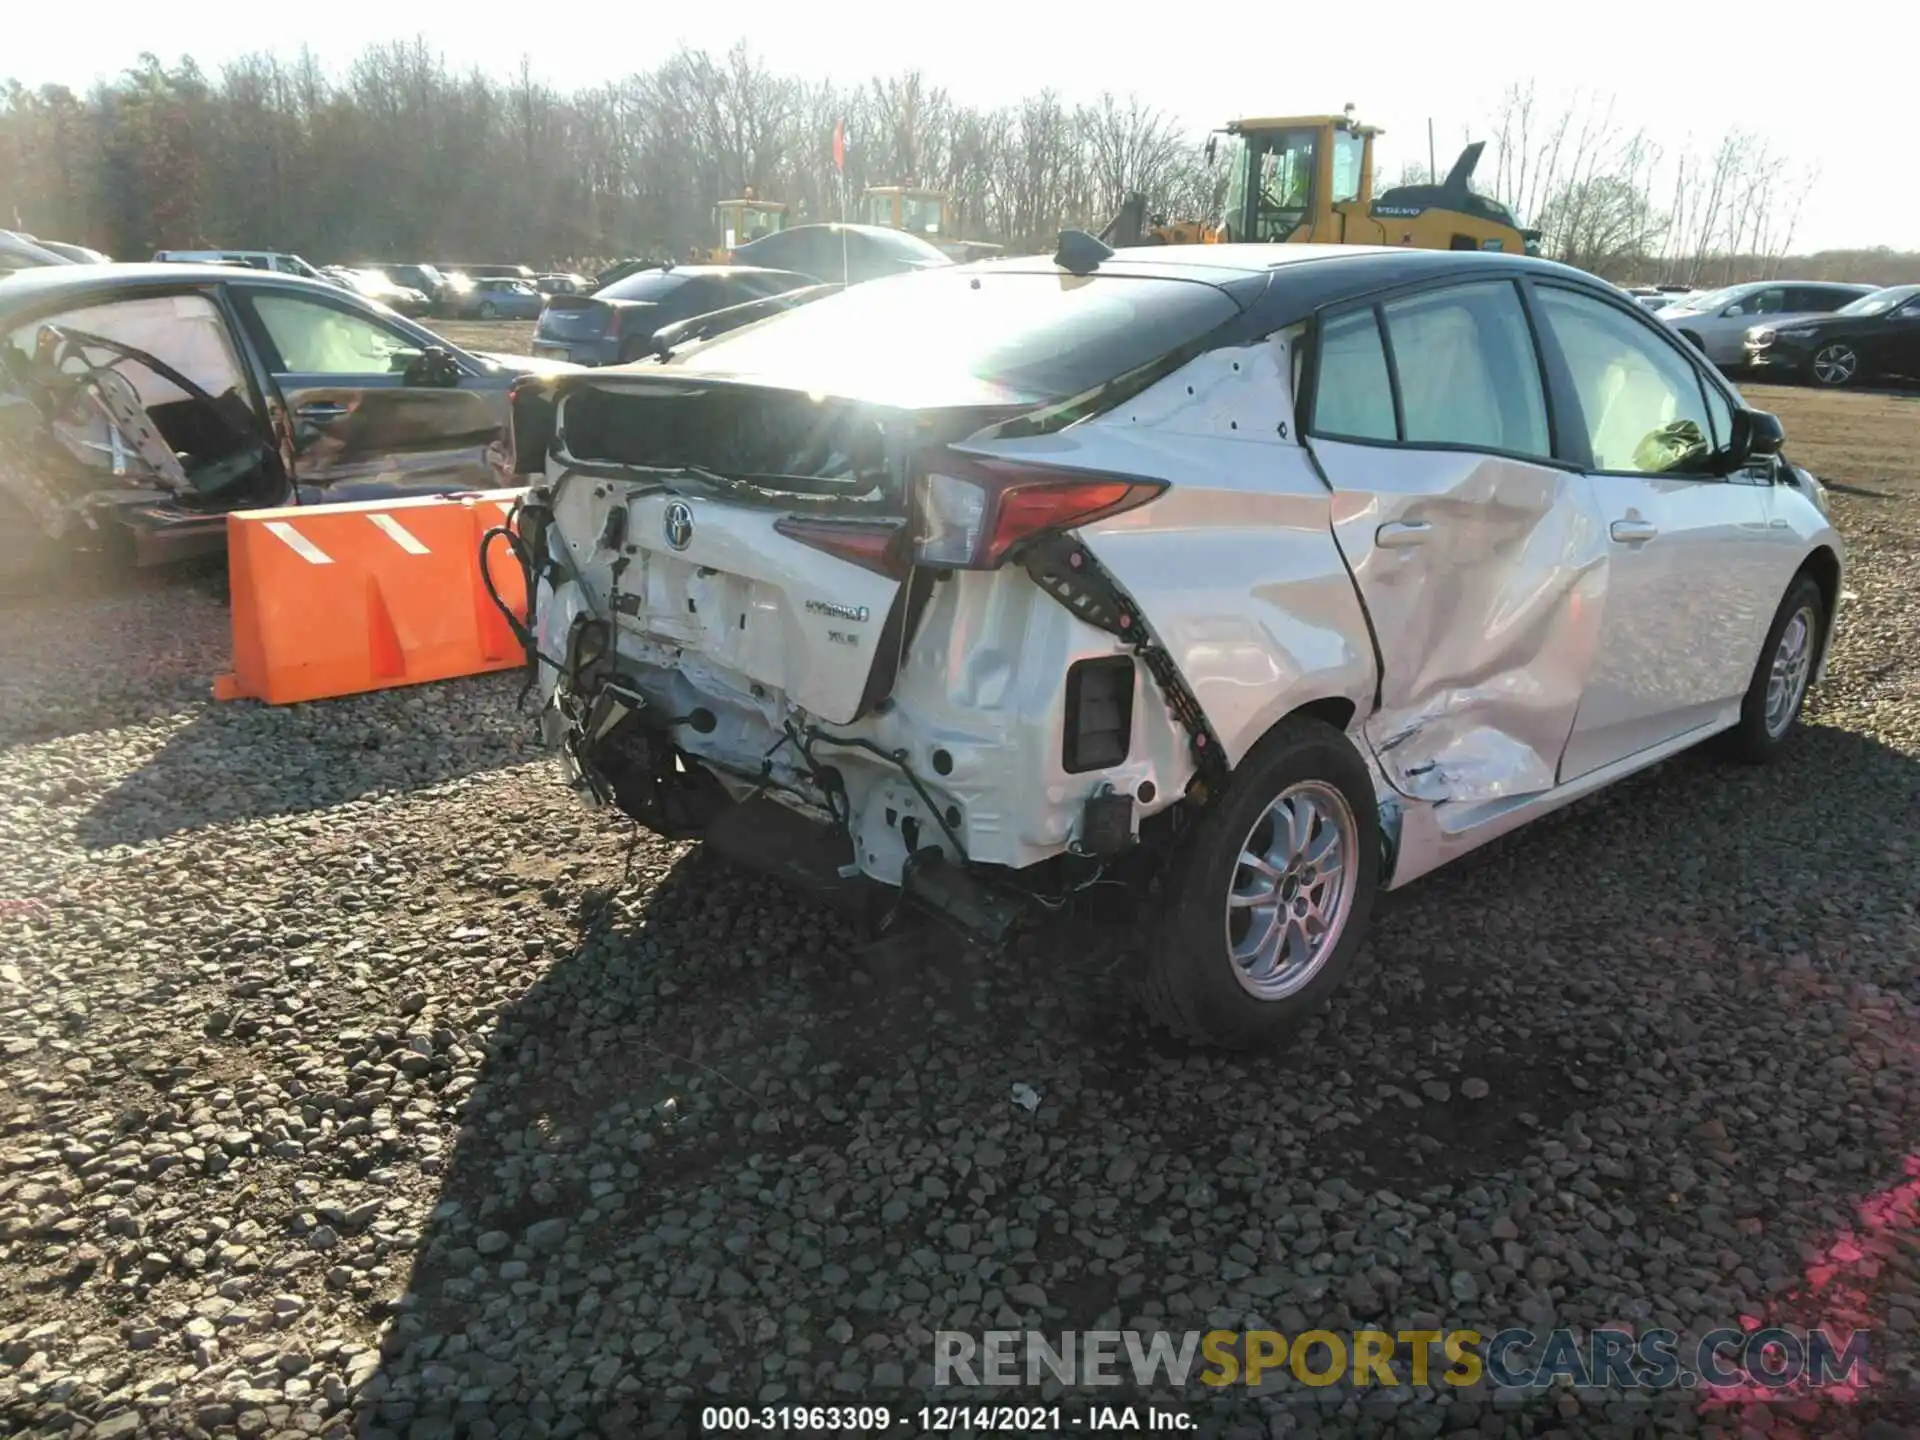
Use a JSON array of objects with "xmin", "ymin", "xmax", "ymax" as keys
[{"xmin": 0, "ymin": 42, "xmax": 1874, "ymax": 281}]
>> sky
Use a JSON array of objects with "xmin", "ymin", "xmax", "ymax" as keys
[{"xmin": 9, "ymin": 0, "xmax": 1913, "ymax": 254}]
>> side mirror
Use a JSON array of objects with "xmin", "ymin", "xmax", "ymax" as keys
[
  {"xmin": 1722, "ymin": 304, "xmax": 1746, "ymax": 317},
  {"xmin": 1730, "ymin": 408, "xmax": 1786, "ymax": 467}
]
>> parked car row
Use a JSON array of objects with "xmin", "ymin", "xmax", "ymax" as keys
[{"xmin": 526, "ymin": 223, "xmax": 954, "ymax": 365}]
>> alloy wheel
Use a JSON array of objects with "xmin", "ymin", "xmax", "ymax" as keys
[
  {"xmin": 1811, "ymin": 344, "xmax": 1858, "ymax": 386},
  {"xmin": 1765, "ymin": 605, "xmax": 1816, "ymax": 738},
  {"xmin": 1224, "ymin": 780, "xmax": 1359, "ymax": 1000}
]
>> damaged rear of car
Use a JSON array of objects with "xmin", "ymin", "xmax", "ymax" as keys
[{"xmin": 503, "ymin": 261, "xmax": 1320, "ymax": 946}]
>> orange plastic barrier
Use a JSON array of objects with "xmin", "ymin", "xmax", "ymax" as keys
[{"xmin": 213, "ymin": 488, "xmax": 529, "ymax": 705}]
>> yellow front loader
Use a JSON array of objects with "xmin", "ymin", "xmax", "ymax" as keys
[
  {"xmin": 708, "ymin": 191, "xmax": 788, "ymax": 262},
  {"xmin": 1106, "ymin": 111, "xmax": 1540, "ymax": 256}
]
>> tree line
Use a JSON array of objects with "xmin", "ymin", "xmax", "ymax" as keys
[{"xmin": 2, "ymin": 47, "xmax": 1911, "ymax": 284}]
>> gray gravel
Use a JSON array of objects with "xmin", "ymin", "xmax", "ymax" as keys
[{"xmin": 0, "ymin": 412, "xmax": 1916, "ymax": 1440}]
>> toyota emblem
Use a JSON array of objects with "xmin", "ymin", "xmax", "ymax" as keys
[{"xmin": 663, "ymin": 500, "xmax": 694, "ymax": 551}]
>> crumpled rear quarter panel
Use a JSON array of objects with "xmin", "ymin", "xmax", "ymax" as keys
[{"xmin": 971, "ymin": 337, "xmax": 1378, "ymax": 770}]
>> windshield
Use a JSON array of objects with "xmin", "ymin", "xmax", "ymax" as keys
[
  {"xmin": 672, "ymin": 268, "xmax": 1242, "ymax": 408},
  {"xmin": 1679, "ymin": 285, "xmax": 1748, "ymax": 314},
  {"xmin": 740, "ymin": 207, "xmax": 782, "ymax": 243},
  {"xmin": 1222, "ymin": 129, "xmax": 1318, "ymax": 243},
  {"xmin": 901, "ymin": 193, "xmax": 945, "ymax": 238},
  {"xmin": 1837, "ymin": 285, "xmax": 1919, "ymax": 317}
]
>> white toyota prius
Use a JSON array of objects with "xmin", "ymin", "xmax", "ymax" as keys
[{"xmin": 498, "ymin": 240, "xmax": 1843, "ymax": 1050}]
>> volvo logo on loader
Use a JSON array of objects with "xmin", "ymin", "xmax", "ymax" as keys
[{"xmin": 663, "ymin": 501, "xmax": 694, "ymax": 551}]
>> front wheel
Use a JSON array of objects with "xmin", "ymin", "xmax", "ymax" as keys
[
  {"xmin": 1808, "ymin": 342, "xmax": 1859, "ymax": 387},
  {"xmin": 1719, "ymin": 574, "xmax": 1824, "ymax": 764},
  {"xmin": 1144, "ymin": 717, "xmax": 1380, "ymax": 1049}
]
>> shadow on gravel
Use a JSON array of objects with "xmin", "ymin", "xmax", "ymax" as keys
[
  {"xmin": 0, "ymin": 558, "xmax": 233, "ymax": 749},
  {"xmin": 360, "ymin": 719, "xmax": 1920, "ymax": 1437},
  {"xmin": 71, "ymin": 673, "xmax": 543, "ymax": 850}
]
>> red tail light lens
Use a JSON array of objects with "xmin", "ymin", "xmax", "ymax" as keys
[
  {"xmin": 911, "ymin": 451, "xmax": 1165, "ymax": 570},
  {"xmin": 604, "ymin": 306, "xmax": 622, "ymax": 338},
  {"xmin": 772, "ymin": 516, "xmax": 910, "ymax": 578}
]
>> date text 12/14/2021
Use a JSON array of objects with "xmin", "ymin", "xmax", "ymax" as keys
[{"xmin": 700, "ymin": 1404, "xmax": 1197, "ymax": 1431}]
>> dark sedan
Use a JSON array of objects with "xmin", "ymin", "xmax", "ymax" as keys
[
  {"xmin": 0, "ymin": 264, "xmax": 577, "ymax": 577},
  {"xmin": 530, "ymin": 264, "xmax": 818, "ymax": 366},
  {"xmin": 726, "ymin": 223, "xmax": 953, "ymax": 285},
  {"xmin": 1743, "ymin": 284, "xmax": 1920, "ymax": 388}
]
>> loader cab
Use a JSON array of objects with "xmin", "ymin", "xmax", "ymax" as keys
[
  {"xmin": 862, "ymin": 186, "xmax": 949, "ymax": 241},
  {"xmin": 712, "ymin": 194, "xmax": 787, "ymax": 258},
  {"xmin": 1216, "ymin": 114, "xmax": 1377, "ymax": 245}
]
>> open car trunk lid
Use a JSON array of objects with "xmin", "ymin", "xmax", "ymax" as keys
[{"xmin": 524, "ymin": 370, "xmax": 1022, "ymax": 725}]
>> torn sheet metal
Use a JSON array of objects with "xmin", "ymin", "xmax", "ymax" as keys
[{"xmin": 976, "ymin": 335, "xmax": 1376, "ymax": 769}]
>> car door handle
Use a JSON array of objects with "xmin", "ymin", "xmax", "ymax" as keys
[
  {"xmin": 295, "ymin": 402, "xmax": 349, "ymax": 422},
  {"xmin": 1610, "ymin": 519, "xmax": 1659, "ymax": 544},
  {"xmin": 1375, "ymin": 520, "xmax": 1431, "ymax": 548}
]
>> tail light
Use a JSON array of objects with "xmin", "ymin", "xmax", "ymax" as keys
[
  {"xmin": 773, "ymin": 516, "xmax": 910, "ymax": 578},
  {"xmin": 911, "ymin": 451, "xmax": 1165, "ymax": 570},
  {"xmin": 604, "ymin": 306, "xmax": 622, "ymax": 338}
]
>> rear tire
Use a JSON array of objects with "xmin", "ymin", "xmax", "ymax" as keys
[
  {"xmin": 1143, "ymin": 717, "xmax": 1380, "ymax": 1050},
  {"xmin": 1718, "ymin": 574, "xmax": 1824, "ymax": 764},
  {"xmin": 477, "ymin": 301, "xmax": 498, "ymax": 320}
]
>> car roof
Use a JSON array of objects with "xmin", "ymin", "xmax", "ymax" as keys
[
  {"xmin": 738, "ymin": 224, "xmax": 952, "ymax": 262},
  {"xmin": 921, "ymin": 243, "xmax": 1643, "ymax": 334},
  {"xmin": 974, "ymin": 242, "xmax": 1586, "ymax": 294},
  {"xmin": 0, "ymin": 264, "xmax": 470, "ymax": 333},
  {"xmin": 0, "ymin": 262, "xmax": 347, "ymax": 299}
]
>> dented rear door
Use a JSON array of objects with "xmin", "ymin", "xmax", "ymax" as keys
[{"xmin": 1306, "ymin": 282, "xmax": 1610, "ymax": 806}]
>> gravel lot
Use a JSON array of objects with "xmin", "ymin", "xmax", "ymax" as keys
[{"xmin": 1, "ymin": 345, "xmax": 1916, "ymax": 1440}]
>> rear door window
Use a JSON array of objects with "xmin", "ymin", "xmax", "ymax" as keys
[
  {"xmin": 1378, "ymin": 282, "xmax": 1550, "ymax": 457},
  {"xmin": 675, "ymin": 269, "xmax": 1243, "ymax": 407}
]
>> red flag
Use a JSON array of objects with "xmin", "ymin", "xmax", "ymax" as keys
[{"xmin": 832, "ymin": 119, "xmax": 846, "ymax": 173}]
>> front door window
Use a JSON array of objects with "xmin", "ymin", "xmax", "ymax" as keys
[{"xmin": 251, "ymin": 294, "xmax": 420, "ymax": 375}]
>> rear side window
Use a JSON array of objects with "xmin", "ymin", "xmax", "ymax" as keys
[
  {"xmin": 1311, "ymin": 280, "xmax": 1549, "ymax": 458},
  {"xmin": 1380, "ymin": 282, "xmax": 1549, "ymax": 457},
  {"xmin": 598, "ymin": 270, "xmax": 690, "ymax": 303},
  {"xmin": 1312, "ymin": 310, "xmax": 1396, "ymax": 441},
  {"xmin": 676, "ymin": 270, "xmax": 1242, "ymax": 407},
  {"xmin": 1788, "ymin": 286, "xmax": 1851, "ymax": 312}
]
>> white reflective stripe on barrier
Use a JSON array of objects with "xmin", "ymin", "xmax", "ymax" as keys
[
  {"xmin": 369, "ymin": 513, "xmax": 431, "ymax": 555},
  {"xmin": 264, "ymin": 521, "xmax": 333, "ymax": 565}
]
